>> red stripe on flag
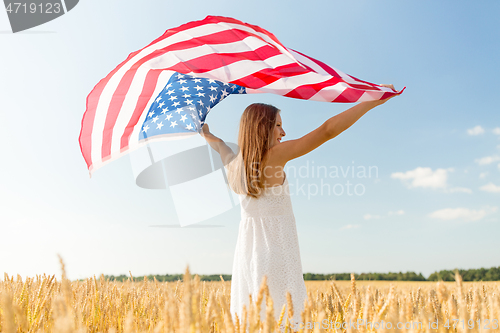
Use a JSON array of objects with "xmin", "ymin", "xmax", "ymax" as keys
[
  {"xmin": 339, "ymin": 71, "xmax": 385, "ymax": 90},
  {"xmin": 345, "ymin": 83, "xmax": 381, "ymax": 91},
  {"xmin": 100, "ymin": 69, "xmax": 137, "ymax": 159},
  {"xmin": 293, "ymin": 48, "xmax": 385, "ymax": 92},
  {"xmin": 161, "ymin": 46, "xmax": 283, "ymax": 75},
  {"xmin": 161, "ymin": 28, "xmax": 269, "ymax": 53},
  {"xmin": 284, "ymin": 77, "xmax": 342, "ymax": 100},
  {"xmin": 290, "ymin": 48, "xmax": 342, "ymax": 78},
  {"xmin": 100, "ymin": 51, "xmax": 171, "ymax": 159},
  {"xmin": 332, "ymin": 88, "xmax": 366, "ymax": 103},
  {"xmin": 204, "ymin": 16, "xmax": 288, "ymax": 51},
  {"xmin": 79, "ymin": 47, "xmax": 144, "ymax": 171},
  {"xmin": 119, "ymin": 70, "xmax": 163, "ymax": 152},
  {"xmin": 231, "ymin": 63, "xmax": 311, "ymax": 89}
]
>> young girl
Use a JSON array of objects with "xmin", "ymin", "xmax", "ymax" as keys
[{"xmin": 201, "ymin": 84, "xmax": 398, "ymax": 330}]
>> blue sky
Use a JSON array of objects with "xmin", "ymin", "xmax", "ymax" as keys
[{"xmin": 1, "ymin": 1, "xmax": 499, "ymax": 280}]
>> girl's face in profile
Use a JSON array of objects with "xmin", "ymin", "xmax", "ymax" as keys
[{"xmin": 270, "ymin": 112, "xmax": 286, "ymax": 147}]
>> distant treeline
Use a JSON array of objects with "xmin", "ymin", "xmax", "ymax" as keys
[
  {"xmin": 101, "ymin": 266, "xmax": 500, "ymax": 282},
  {"xmin": 303, "ymin": 272, "xmax": 426, "ymax": 281},
  {"xmin": 304, "ymin": 267, "xmax": 500, "ymax": 281},
  {"xmin": 102, "ymin": 274, "xmax": 232, "ymax": 282},
  {"xmin": 427, "ymin": 267, "xmax": 500, "ymax": 282}
]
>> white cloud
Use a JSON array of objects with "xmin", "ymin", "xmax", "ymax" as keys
[
  {"xmin": 391, "ymin": 167, "xmax": 451, "ymax": 189},
  {"xmin": 479, "ymin": 183, "xmax": 500, "ymax": 193},
  {"xmin": 428, "ymin": 207, "xmax": 497, "ymax": 222},
  {"xmin": 340, "ymin": 224, "xmax": 360, "ymax": 230},
  {"xmin": 493, "ymin": 127, "xmax": 500, "ymax": 135},
  {"xmin": 479, "ymin": 172, "xmax": 488, "ymax": 179},
  {"xmin": 392, "ymin": 167, "xmax": 471, "ymax": 193},
  {"xmin": 363, "ymin": 214, "xmax": 381, "ymax": 220},
  {"xmin": 388, "ymin": 210, "xmax": 405, "ymax": 216},
  {"xmin": 467, "ymin": 125, "xmax": 485, "ymax": 136},
  {"xmin": 475, "ymin": 155, "xmax": 500, "ymax": 165}
]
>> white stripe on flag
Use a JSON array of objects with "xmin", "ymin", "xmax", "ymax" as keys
[
  {"xmin": 309, "ymin": 84, "xmax": 347, "ymax": 102},
  {"xmin": 221, "ymin": 22, "xmax": 303, "ymax": 68},
  {"xmin": 258, "ymin": 72, "xmax": 333, "ymax": 92},
  {"xmin": 199, "ymin": 54, "xmax": 297, "ymax": 83},
  {"xmin": 120, "ymin": 71, "xmax": 176, "ymax": 151},
  {"xmin": 288, "ymin": 49, "xmax": 332, "ymax": 76}
]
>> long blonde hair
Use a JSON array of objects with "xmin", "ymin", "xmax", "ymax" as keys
[{"xmin": 227, "ymin": 103, "xmax": 280, "ymax": 198}]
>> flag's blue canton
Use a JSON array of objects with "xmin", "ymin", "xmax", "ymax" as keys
[{"xmin": 140, "ymin": 72, "xmax": 247, "ymax": 140}]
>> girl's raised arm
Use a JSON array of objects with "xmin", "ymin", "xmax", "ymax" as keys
[
  {"xmin": 200, "ymin": 123, "xmax": 235, "ymax": 166},
  {"xmin": 269, "ymin": 85, "xmax": 400, "ymax": 165}
]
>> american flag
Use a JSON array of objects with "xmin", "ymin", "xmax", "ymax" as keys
[
  {"xmin": 79, "ymin": 15, "xmax": 404, "ymax": 177},
  {"xmin": 139, "ymin": 72, "xmax": 246, "ymax": 140}
]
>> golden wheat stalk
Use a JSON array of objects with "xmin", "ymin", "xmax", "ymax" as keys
[{"xmin": 2, "ymin": 263, "xmax": 499, "ymax": 333}]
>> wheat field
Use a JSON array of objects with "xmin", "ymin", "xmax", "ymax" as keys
[{"xmin": 1, "ymin": 257, "xmax": 499, "ymax": 333}]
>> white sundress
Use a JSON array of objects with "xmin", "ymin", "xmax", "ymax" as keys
[{"xmin": 229, "ymin": 173, "xmax": 308, "ymax": 329}]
